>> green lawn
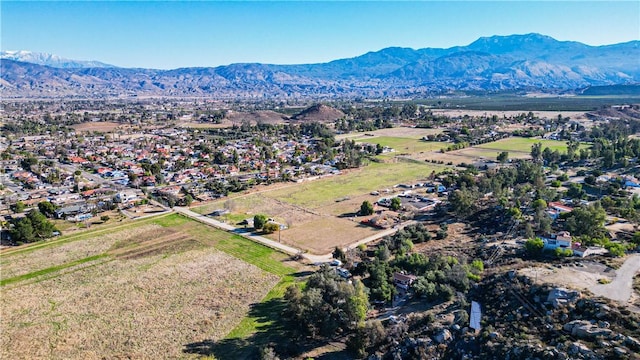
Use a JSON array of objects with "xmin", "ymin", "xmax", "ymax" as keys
[
  {"xmin": 356, "ymin": 136, "xmax": 447, "ymax": 154},
  {"xmin": 263, "ymin": 161, "xmax": 446, "ymax": 209},
  {"xmin": 474, "ymin": 137, "xmax": 590, "ymax": 153}
]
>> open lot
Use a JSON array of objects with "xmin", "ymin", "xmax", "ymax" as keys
[
  {"xmin": 192, "ymin": 161, "xmax": 446, "ymax": 254},
  {"xmin": 71, "ymin": 121, "xmax": 122, "ymax": 133},
  {"xmin": 355, "ymin": 136, "xmax": 448, "ymax": 156},
  {"xmin": 263, "ymin": 161, "xmax": 446, "ymax": 210},
  {"xmin": 337, "ymin": 126, "xmax": 443, "ymax": 140},
  {"xmin": 0, "ymin": 213, "xmax": 295, "ymax": 360}
]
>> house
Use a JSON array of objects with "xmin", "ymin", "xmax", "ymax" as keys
[
  {"xmin": 547, "ymin": 202, "xmax": 574, "ymax": 220},
  {"xmin": 572, "ymin": 246, "xmax": 608, "ymax": 257},
  {"xmin": 336, "ymin": 267, "xmax": 351, "ymax": 279},
  {"xmin": 393, "ymin": 272, "xmax": 417, "ymax": 290},
  {"xmin": 115, "ymin": 190, "xmax": 140, "ymax": 203},
  {"xmin": 541, "ymin": 231, "xmax": 572, "ymax": 250}
]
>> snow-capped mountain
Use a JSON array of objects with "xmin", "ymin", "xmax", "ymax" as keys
[{"xmin": 0, "ymin": 50, "xmax": 114, "ymax": 69}]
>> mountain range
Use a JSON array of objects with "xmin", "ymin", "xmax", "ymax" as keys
[{"xmin": 1, "ymin": 33, "xmax": 638, "ymax": 99}]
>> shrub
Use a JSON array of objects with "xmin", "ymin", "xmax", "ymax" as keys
[{"xmin": 262, "ymin": 222, "xmax": 280, "ymax": 234}]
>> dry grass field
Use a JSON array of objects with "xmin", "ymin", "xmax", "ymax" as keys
[
  {"xmin": 71, "ymin": 121, "xmax": 121, "ymax": 133},
  {"xmin": 0, "ymin": 214, "xmax": 295, "ymax": 360}
]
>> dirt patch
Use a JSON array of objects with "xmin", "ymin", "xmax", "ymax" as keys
[
  {"xmin": 519, "ymin": 262, "xmax": 614, "ymax": 291},
  {"xmin": 269, "ymin": 216, "xmax": 381, "ymax": 254}
]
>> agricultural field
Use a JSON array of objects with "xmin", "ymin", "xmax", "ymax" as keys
[
  {"xmin": 474, "ymin": 137, "xmax": 588, "ymax": 153},
  {"xmin": 414, "ymin": 137, "xmax": 590, "ymax": 165},
  {"xmin": 0, "ymin": 213, "xmax": 297, "ymax": 360}
]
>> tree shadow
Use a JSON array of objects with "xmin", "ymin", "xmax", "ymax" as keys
[
  {"xmin": 183, "ymin": 298, "xmax": 292, "ymax": 359},
  {"xmin": 337, "ymin": 212, "xmax": 358, "ymax": 218},
  {"xmin": 184, "ymin": 295, "xmax": 346, "ymax": 359}
]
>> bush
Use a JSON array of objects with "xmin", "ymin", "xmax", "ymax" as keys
[
  {"xmin": 554, "ymin": 247, "xmax": 573, "ymax": 257},
  {"xmin": 525, "ymin": 237, "xmax": 544, "ymax": 256},
  {"xmin": 262, "ymin": 222, "xmax": 280, "ymax": 234}
]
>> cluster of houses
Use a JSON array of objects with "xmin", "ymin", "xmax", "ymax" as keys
[{"xmin": 0, "ymin": 125, "xmax": 363, "ymax": 218}]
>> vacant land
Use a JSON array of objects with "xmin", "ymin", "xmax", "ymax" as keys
[
  {"xmin": 337, "ymin": 127, "xmax": 443, "ymax": 141},
  {"xmin": 264, "ymin": 161, "xmax": 445, "ymax": 210},
  {"xmin": 192, "ymin": 161, "xmax": 445, "ymax": 253},
  {"xmin": 71, "ymin": 121, "xmax": 121, "ymax": 133},
  {"xmin": 0, "ymin": 214, "xmax": 295, "ymax": 360},
  {"xmin": 355, "ymin": 136, "xmax": 448, "ymax": 156}
]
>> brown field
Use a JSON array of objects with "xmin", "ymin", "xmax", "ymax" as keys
[
  {"xmin": 0, "ymin": 215, "xmax": 286, "ymax": 360},
  {"xmin": 71, "ymin": 121, "xmax": 121, "ymax": 133},
  {"xmin": 267, "ymin": 216, "xmax": 380, "ymax": 254},
  {"xmin": 0, "ymin": 224, "xmax": 161, "ymax": 279}
]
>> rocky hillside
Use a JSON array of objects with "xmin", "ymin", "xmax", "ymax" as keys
[{"xmin": 2, "ymin": 33, "xmax": 638, "ymax": 99}]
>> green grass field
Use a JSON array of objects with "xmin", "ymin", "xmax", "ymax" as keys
[
  {"xmin": 474, "ymin": 137, "xmax": 590, "ymax": 153},
  {"xmin": 356, "ymin": 136, "xmax": 447, "ymax": 155},
  {"xmin": 263, "ymin": 161, "xmax": 446, "ymax": 209}
]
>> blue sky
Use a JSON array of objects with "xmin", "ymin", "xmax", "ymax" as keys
[{"xmin": 2, "ymin": 1, "xmax": 639, "ymax": 69}]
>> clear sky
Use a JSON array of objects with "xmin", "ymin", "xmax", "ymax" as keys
[{"xmin": 2, "ymin": 1, "xmax": 639, "ymax": 69}]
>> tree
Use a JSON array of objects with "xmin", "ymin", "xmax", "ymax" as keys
[
  {"xmin": 531, "ymin": 142, "xmax": 542, "ymax": 161},
  {"xmin": 448, "ymin": 186, "xmax": 479, "ymax": 217},
  {"xmin": 605, "ymin": 242, "xmax": 626, "ymax": 257},
  {"xmin": 10, "ymin": 217, "xmax": 35, "ymax": 243},
  {"xmin": 525, "ymin": 237, "xmax": 544, "ymax": 256},
  {"xmin": 38, "ymin": 201, "xmax": 58, "ymax": 218},
  {"xmin": 564, "ymin": 203, "xmax": 606, "ymax": 237},
  {"xmin": 253, "ymin": 214, "xmax": 267, "ymax": 230},
  {"xmin": 347, "ymin": 320, "xmax": 385, "ymax": 358},
  {"xmin": 360, "ymin": 201, "xmax": 374, "ymax": 216},
  {"xmin": 497, "ymin": 151, "xmax": 509, "ymax": 163},
  {"xmin": 9, "ymin": 210, "xmax": 57, "ymax": 244},
  {"xmin": 11, "ymin": 201, "xmax": 26, "ymax": 213},
  {"xmin": 390, "ymin": 197, "xmax": 402, "ymax": 211},
  {"xmin": 100, "ymin": 215, "xmax": 110, "ymax": 222}
]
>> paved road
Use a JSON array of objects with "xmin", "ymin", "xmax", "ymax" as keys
[
  {"xmin": 590, "ymin": 253, "xmax": 640, "ymax": 302},
  {"xmin": 173, "ymin": 207, "xmax": 303, "ymax": 256}
]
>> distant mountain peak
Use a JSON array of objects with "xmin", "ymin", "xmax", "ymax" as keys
[
  {"xmin": 1, "ymin": 34, "xmax": 638, "ymax": 98},
  {"xmin": 0, "ymin": 50, "xmax": 114, "ymax": 69}
]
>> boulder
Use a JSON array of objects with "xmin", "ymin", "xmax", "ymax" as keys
[
  {"xmin": 547, "ymin": 288, "xmax": 581, "ymax": 305},
  {"xmin": 434, "ymin": 329, "xmax": 452, "ymax": 344},
  {"xmin": 563, "ymin": 320, "xmax": 614, "ymax": 340}
]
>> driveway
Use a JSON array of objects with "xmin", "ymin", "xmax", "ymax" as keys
[{"xmin": 590, "ymin": 254, "xmax": 640, "ymax": 302}]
